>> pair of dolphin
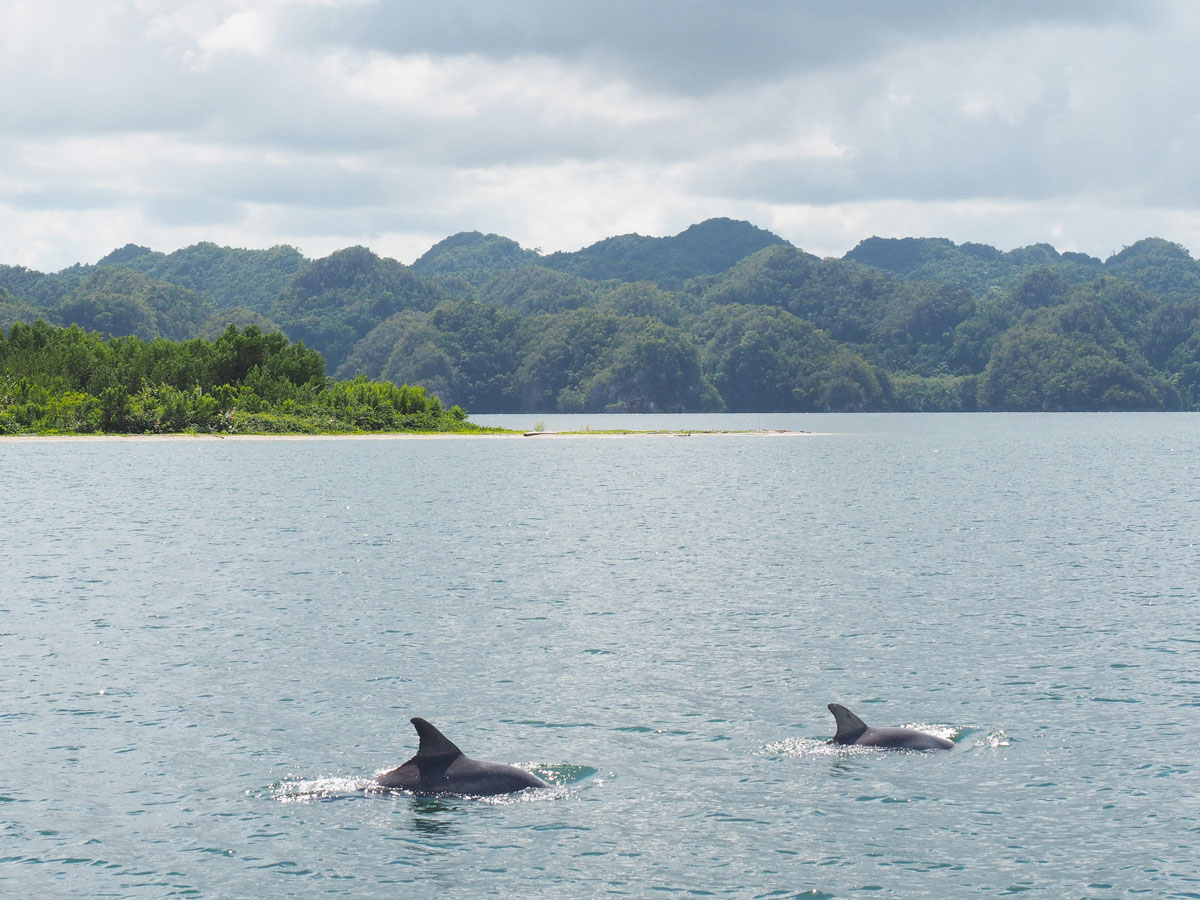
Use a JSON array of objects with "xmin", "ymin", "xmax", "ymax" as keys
[{"xmin": 376, "ymin": 703, "xmax": 953, "ymax": 797}]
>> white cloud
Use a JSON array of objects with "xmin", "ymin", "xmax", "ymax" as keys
[
  {"xmin": 1, "ymin": 0, "xmax": 1198, "ymax": 272},
  {"xmin": 320, "ymin": 50, "xmax": 682, "ymax": 127},
  {"xmin": 197, "ymin": 9, "xmax": 275, "ymax": 62}
]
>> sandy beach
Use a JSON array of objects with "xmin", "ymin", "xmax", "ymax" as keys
[{"xmin": 0, "ymin": 429, "xmax": 815, "ymax": 442}]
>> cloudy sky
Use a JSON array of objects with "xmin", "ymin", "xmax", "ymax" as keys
[{"xmin": 4, "ymin": 0, "xmax": 1199, "ymax": 272}]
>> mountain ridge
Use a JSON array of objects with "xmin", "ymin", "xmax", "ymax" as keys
[{"xmin": 5, "ymin": 220, "xmax": 1200, "ymax": 414}]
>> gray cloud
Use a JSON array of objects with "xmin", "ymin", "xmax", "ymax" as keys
[
  {"xmin": 1, "ymin": 184, "xmax": 130, "ymax": 212},
  {"xmin": 0, "ymin": 0, "xmax": 1196, "ymax": 271},
  {"xmin": 287, "ymin": 0, "xmax": 1156, "ymax": 92}
]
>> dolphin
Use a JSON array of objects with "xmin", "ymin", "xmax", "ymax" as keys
[
  {"xmin": 374, "ymin": 717, "xmax": 550, "ymax": 796},
  {"xmin": 827, "ymin": 703, "xmax": 954, "ymax": 751}
]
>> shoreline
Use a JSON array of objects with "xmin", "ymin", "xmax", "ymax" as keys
[{"xmin": 0, "ymin": 429, "xmax": 816, "ymax": 443}]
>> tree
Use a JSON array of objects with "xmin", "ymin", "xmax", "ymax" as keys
[
  {"xmin": 211, "ymin": 324, "xmax": 325, "ymax": 392},
  {"xmin": 583, "ymin": 322, "xmax": 724, "ymax": 412},
  {"xmin": 977, "ymin": 302, "xmax": 1169, "ymax": 411},
  {"xmin": 542, "ymin": 218, "xmax": 786, "ymax": 288},
  {"xmin": 411, "ymin": 231, "xmax": 539, "ymax": 284},
  {"xmin": 1011, "ymin": 267, "xmax": 1069, "ymax": 310},
  {"xmin": 56, "ymin": 268, "xmax": 211, "ymax": 340},
  {"xmin": 475, "ymin": 265, "xmax": 598, "ymax": 314},
  {"xmin": 270, "ymin": 246, "xmax": 443, "ymax": 371},
  {"xmin": 692, "ymin": 304, "xmax": 871, "ymax": 411},
  {"xmin": 597, "ymin": 282, "xmax": 685, "ymax": 326},
  {"xmin": 510, "ymin": 308, "xmax": 625, "ymax": 411}
]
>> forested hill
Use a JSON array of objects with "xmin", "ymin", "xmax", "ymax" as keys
[{"xmin": 5, "ymin": 218, "xmax": 1200, "ymax": 413}]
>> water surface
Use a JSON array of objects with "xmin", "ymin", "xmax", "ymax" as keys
[{"xmin": 2, "ymin": 414, "xmax": 1198, "ymax": 897}]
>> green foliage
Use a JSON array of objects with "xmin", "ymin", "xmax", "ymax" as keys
[
  {"xmin": 1069, "ymin": 277, "xmax": 1159, "ymax": 344},
  {"xmin": 269, "ymin": 246, "xmax": 443, "ymax": 371},
  {"xmin": 542, "ymin": 218, "xmax": 787, "ymax": 289},
  {"xmin": 10, "ymin": 221, "xmax": 1200, "ymax": 414},
  {"xmin": 56, "ymin": 268, "xmax": 212, "ymax": 341},
  {"xmin": 99, "ymin": 242, "xmax": 308, "ymax": 313},
  {"xmin": 511, "ymin": 308, "xmax": 626, "ymax": 411},
  {"xmin": 888, "ymin": 374, "xmax": 979, "ymax": 412},
  {"xmin": 334, "ymin": 310, "xmax": 424, "ymax": 381},
  {"xmin": 0, "ymin": 321, "xmax": 476, "ymax": 435},
  {"xmin": 977, "ymin": 302, "xmax": 1171, "ymax": 411},
  {"xmin": 815, "ymin": 351, "xmax": 888, "ymax": 412},
  {"xmin": 844, "ymin": 236, "xmax": 966, "ymax": 277},
  {"xmin": 1104, "ymin": 238, "xmax": 1200, "ymax": 300},
  {"xmin": 315, "ymin": 377, "xmax": 448, "ymax": 431},
  {"xmin": 36, "ymin": 390, "xmax": 102, "ymax": 434},
  {"xmin": 420, "ymin": 300, "xmax": 522, "ymax": 409},
  {"xmin": 211, "ymin": 323, "xmax": 325, "ymax": 392},
  {"xmin": 1011, "ymin": 267, "xmax": 1070, "ymax": 310},
  {"xmin": 127, "ymin": 384, "xmax": 219, "ymax": 433},
  {"xmin": 1, "ymin": 286, "xmax": 48, "ymax": 334},
  {"xmin": 475, "ymin": 265, "xmax": 598, "ymax": 314},
  {"xmin": 411, "ymin": 232, "xmax": 540, "ymax": 284},
  {"xmin": 0, "ymin": 264, "xmax": 74, "ymax": 308},
  {"xmin": 597, "ymin": 282, "xmax": 685, "ymax": 326},
  {"xmin": 698, "ymin": 244, "xmax": 822, "ymax": 308},
  {"xmin": 199, "ymin": 308, "xmax": 283, "ymax": 340},
  {"xmin": 692, "ymin": 304, "xmax": 874, "ymax": 411},
  {"xmin": 1144, "ymin": 300, "xmax": 1200, "ymax": 369},
  {"xmin": 845, "ymin": 236, "xmax": 1102, "ymax": 293},
  {"xmin": 868, "ymin": 282, "xmax": 975, "ymax": 375},
  {"xmin": 582, "ymin": 321, "xmax": 724, "ymax": 413},
  {"xmin": 700, "ymin": 246, "xmax": 891, "ymax": 344},
  {"xmin": 944, "ymin": 300, "xmax": 1013, "ymax": 375},
  {"xmin": 341, "ymin": 301, "xmax": 523, "ymax": 412}
]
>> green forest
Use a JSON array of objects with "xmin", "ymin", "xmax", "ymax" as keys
[
  {"xmin": 0, "ymin": 320, "xmax": 480, "ymax": 435},
  {"xmin": 5, "ymin": 218, "xmax": 1200, "ymax": 418}
]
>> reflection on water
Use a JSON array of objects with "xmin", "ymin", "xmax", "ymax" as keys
[{"xmin": 408, "ymin": 796, "xmax": 456, "ymax": 835}]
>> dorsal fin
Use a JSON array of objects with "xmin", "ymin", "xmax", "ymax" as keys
[
  {"xmin": 411, "ymin": 718, "xmax": 464, "ymax": 760},
  {"xmin": 828, "ymin": 703, "xmax": 869, "ymax": 743}
]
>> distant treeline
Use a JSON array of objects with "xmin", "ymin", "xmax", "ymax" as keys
[
  {"xmin": 0, "ymin": 320, "xmax": 479, "ymax": 435},
  {"xmin": 4, "ymin": 218, "xmax": 1200, "ymax": 413}
]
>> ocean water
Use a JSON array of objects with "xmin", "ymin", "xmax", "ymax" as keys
[{"xmin": 2, "ymin": 413, "xmax": 1198, "ymax": 899}]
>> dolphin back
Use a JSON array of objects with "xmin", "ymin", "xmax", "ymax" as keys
[
  {"xmin": 443, "ymin": 756, "xmax": 549, "ymax": 795},
  {"xmin": 857, "ymin": 726, "xmax": 954, "ymax": 751},
  {"xmin": 827, "ymin": 703, "xmax": 953, "ymax": 751},
  {"xmin": 374, "ymin": 718, "xmax": 549, "ymax": 795}
]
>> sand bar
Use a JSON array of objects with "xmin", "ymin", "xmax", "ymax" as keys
[{"xmin": 0, "ymin": 429, "xmax": 816, "ymax": 443}]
